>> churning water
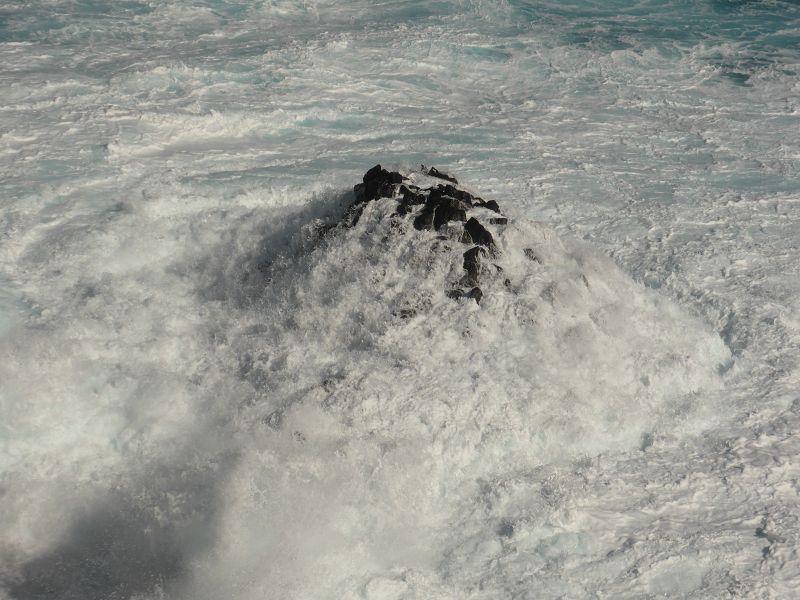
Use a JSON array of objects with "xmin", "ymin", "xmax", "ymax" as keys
[{"xmin": 1, "ymin": 1, "xmax": 800, "ymax": 598}]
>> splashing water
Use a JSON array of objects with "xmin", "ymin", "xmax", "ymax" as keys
[{"xmin": 2, "ymin": 1, "xmax": 800, "ymax": 598}]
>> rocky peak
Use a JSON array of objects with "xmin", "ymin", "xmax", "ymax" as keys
[{"xmin": 343, "ymin": 164, "xmax": 508, "ymax": 303}]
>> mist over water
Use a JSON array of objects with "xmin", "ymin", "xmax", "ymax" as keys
[{"xmin": 2, "ymin": 1, "xmax": 800, "ymax": 598}]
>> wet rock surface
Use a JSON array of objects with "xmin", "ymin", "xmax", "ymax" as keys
[
  {"xmin": 333, "ymin": 164, "xmax": 507, "ymax": 306},
  {"xmin": 464, "ymin": 217, "xmax": 495, "ymax": 249},
  {"xmin": 425, "ymin": 166, "xmax": 458, "ymax": 184}
]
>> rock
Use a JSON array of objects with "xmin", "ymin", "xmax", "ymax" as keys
[
  {"xmin": 474, "ymin": 198, "xmax": 501, "ymax": 213},
  {"xmin": 427, "ymin": 166, "xmax": 458, "ymax": 184},
  {"xmin": 413, "ymin": 192, "xmax": 469, "ymax": 231},
  {"xmin": 466, "ymin": 287, "xmax": 483, "ymax": 304},
  {"xmin": 463, "ymin": 246, "xmax": 486, "ymax": 286},
  {"xmin": 353, "ymin": 182, "xmax": 365, "ymax": 201},
  {"xmin": 356, "ymin": 165, "xmax": 404, "ymax": 203},
  {"xmin": 363, "ymin": 179, "xmax": 396, "ymax": 203},
  {"xmin": 432, "ymin": 199, "xmax": 467, "ymax": 231},
  {"xmin": 483, "ymin": 200, "xmax": 501, "ymax": 213},
  {"xmin": 400, "ymin": 186, "xmax": 425, "ymax": 204},
  {"xmin": 475, "ymin": 198, "xmax": 500, "ymax": 213},
  {"xmin": 343, "ymin": 164, "xmax": 510, "ymax": 307},
  {"xmin": 363, "ymin": 164, "xmax": 387, "ymax": 183},
  {"xmin": 395, "ymin": 202, "xmax": 413, "ymax": 217},
  {"xmin": 464, "ymin": 217, "xmax": 495, "ymax": 248},
  {"xmin": 442, "ymin": 184, "xmax": 473, "ymax": 204},
  {"xmin": 413, "ymin": 209, "xmax": 435, "ymax": 231}
]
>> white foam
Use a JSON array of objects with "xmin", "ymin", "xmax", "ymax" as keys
[{"xmin": 175, "ymin": 190, "xmax": 729, "ymax": 599}]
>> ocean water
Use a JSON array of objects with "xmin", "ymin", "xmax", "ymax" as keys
[{"xmin": 1, "ymin": 1, "xmax": 800, "ymax": 598}]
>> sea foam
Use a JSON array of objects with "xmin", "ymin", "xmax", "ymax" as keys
[{"xmin": 173, "ymin": 168, "xmax": 729, "ymax": 599}]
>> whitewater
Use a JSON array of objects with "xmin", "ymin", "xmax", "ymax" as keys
[{"xmin": 1, "ymin": 1, "xmax": 799, "ymax": 598}]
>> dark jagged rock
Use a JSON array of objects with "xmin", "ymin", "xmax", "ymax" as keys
[
  {"xmin": 441, "ymin": 184, "xmax": 473, "ymax": 204},
  {"xmin": 355, "ymin": 164, "xmax": 406, "ymax": 204},
  {"xmin": 427, "ymin": 166, "xmax": 458, "ymax": 184},
  {"xmin": 363, "ymin": 164, "xmax": 387, "ymax": 183},
  {"xmin": 432, "ymin": 199, "xmax": 467, "ymax": 230},
  {"xmin": 400, "ymin": 185, "xmax": 425, "ymax": 204},
  {"xmin": 474, "ymin": 198, "xmax": 501, "ymax": 213},
  {"xmin": 463, "ymin": 246, "xmax": 486, "ymax": 286},
  {"xmin": 484, "ymin": 200, "xmax": 501, "ymax": 213},
  {"xmin": 340, "ymin": 164, "xmax": 510, "ymax": 306},
  {"xmin": 413, "ymin": 208, "xmax": 435, "ymax": 231},
  {"xmin": 464, "ymin": 217, "xmax": 495, "ymax": 249},
  {"xmin": 355, "ymin": 181, "xmax": 392, "ymax": 204},
  {"xmin": 397, "ymin": 185, "xmax": 427, "ymax": 217},
  {"xmin": 414, "ymin": 190, "xmax": 469, "ymax": 231},
  {"xmin": 466, "ymin": 287, "xmax": 483, "ymax": 304}
]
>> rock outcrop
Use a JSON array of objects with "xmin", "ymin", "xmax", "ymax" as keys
[{"xmin": 343, "ymin": 164, "xmax": 507, "ymax": 304}]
